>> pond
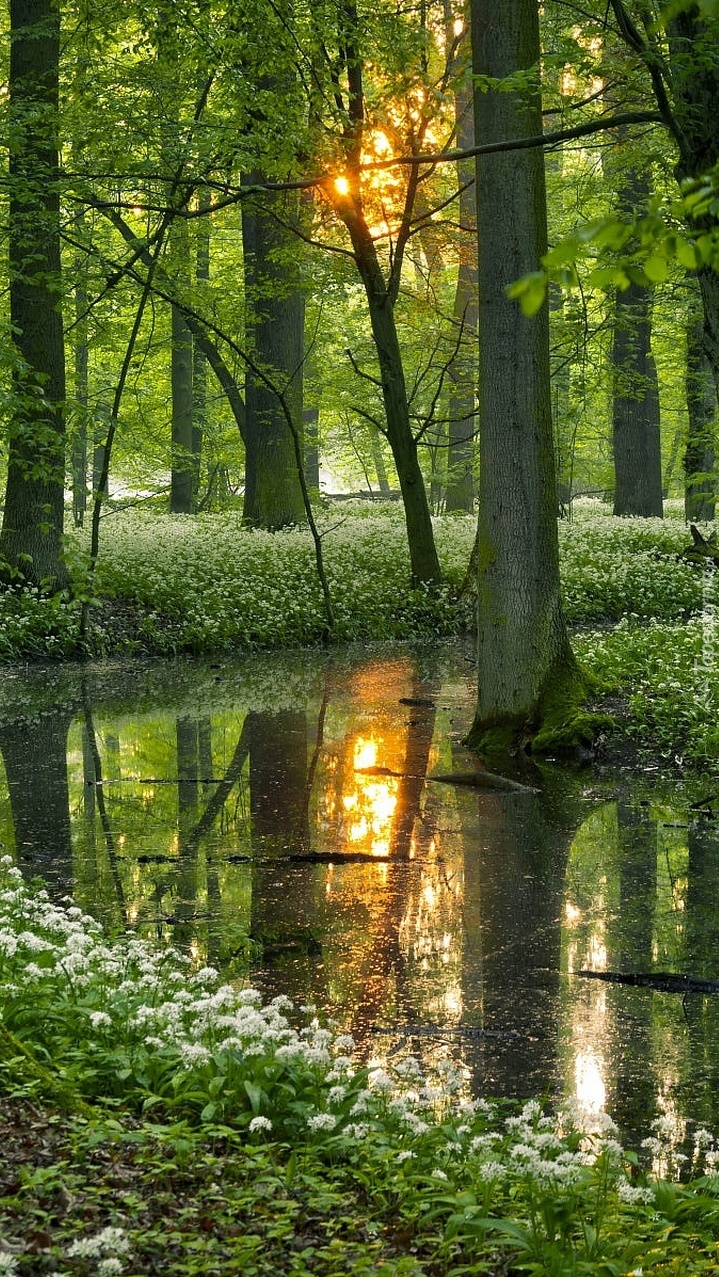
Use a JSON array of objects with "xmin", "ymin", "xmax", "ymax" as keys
[{"xmin": 2, "ymin": 640, "xmax": 718, "ymax": 1159}]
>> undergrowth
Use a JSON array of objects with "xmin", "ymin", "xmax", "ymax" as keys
[{"xmin": 3, "ymin": 860, "xmax": 719, "ymax": 1275}]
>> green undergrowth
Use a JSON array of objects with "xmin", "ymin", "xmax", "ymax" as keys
[
  {"xmin": 575, "ymin": 616, "xmax": 719, "ymax": 768},
  {"xmin": 4, "ymin": 861, "xmax": 719, "ymax": 1275},
  {"xmin": 0, "ymin": 501, "xmax": 710, "ymax": 661},
  {"xmin": 0, "ymin": 503, "xmax": 717, "ymax": 768}
]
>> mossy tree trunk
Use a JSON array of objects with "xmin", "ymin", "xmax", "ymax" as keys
[
  {"xmin": 0, "ymin": 0, "xmax": 67, "ymax": 588},
  {"xmin": 466, "ymin": 0, "xmax": 581, "ymax": 758}
]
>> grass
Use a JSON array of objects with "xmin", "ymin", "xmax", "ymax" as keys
[{"xmin": 4, "ymin": 858, "xmax": 719, "ymax": 1275}]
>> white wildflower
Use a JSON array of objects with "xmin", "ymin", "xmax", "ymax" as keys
[
  {"xmin": 97, "ymin": 1261, "xmax": 124, "ymax": 1277},
  {"xmin": 248, "ymin": 1116, "xmax": 273, "ymax": 1133},
  {"xmin": 307, "ymin": 1113, "xmax": 337, "ymax": 1132},
  {"xmin": 617, "ymin": 1182, "xmax": 654, "ymax": 1205},
  {"xmin": 333, "ymin": 1034, "xmax": 355, "ymax": 1052},
  {"xmin": 67, "ymin": 1226, "xmax": 130, "ymax": 1259},
  {"xmin": 89, "ymin": 1011, "xmax": 112, "ymax": 1030}
]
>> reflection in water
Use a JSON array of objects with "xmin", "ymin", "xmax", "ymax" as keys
[
  {"xmin": 1, "ymin": 644, "xmax": 719, "ymax": 1150},
  {"xmin": 0, "ymin": 708, "xmax": 74, "ymax": 892}
]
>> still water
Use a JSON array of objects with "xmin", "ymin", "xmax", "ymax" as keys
[{"xmin": 1, "ymin": 641, "xmax": 718, "ymax": 1153}]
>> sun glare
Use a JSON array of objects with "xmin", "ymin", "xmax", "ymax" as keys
[{"xmin": 334, "ymin": 175, "xmax": 350, "ymax": 196}]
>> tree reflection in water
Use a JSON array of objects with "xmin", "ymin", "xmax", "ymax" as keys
[{"xmin": 1, "ymin": 646, "xmax": 719, "ymax": 1144}]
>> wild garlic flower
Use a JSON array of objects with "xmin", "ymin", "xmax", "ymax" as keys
[{"xmin": 248, "ymin": 1116, "xmax": 273, "ymax": 1133}]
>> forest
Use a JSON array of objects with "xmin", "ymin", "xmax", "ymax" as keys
[{"xmin": 2, "ymin": 0, "xmax": 719, "ymax": 1272}]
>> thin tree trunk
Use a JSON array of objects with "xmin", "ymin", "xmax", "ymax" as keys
[
  {"xmin": 685, "ymin": 301, "xmax": 717, "ymax": 521},
  {"xmin": 191, "ymin": 191, "xmax": 211, "ymax": 507},
  {"xmin": 1, "ymin": 0, "xmax": 67, "ymax": 587},
  {"xmin": 72, "ymin": 210, "xmax": 89, "ymax": 528},
  {"xmin": 446, "ymin": 60, "xmax": 478, "ymax": 514},
  {"xmin": 170, "ymin": 303, "xmax": 195, "ymax": 513}
]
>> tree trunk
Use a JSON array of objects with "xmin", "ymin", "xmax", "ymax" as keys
[
  {"xmin": 666, "ymin": 7, "xmax": 719, "ymax": 393},
  {"xmin": 611, "ymin": 271, "xmax": 663, "ymax": 517},
  {"xmin": 370, "ymin": 431, "xmax": 391, "ymax": 494},
  {"xmin": 346, "ymin": 224, "xmax": 442, "ymax": 582},
  {"xmin": 1, "ymin": 0, "xmax": 67, "ymax": 587},
  {"xmin": 72, "ymin": 210, "xmax": 89, "ymax": 528},
  {"xmin": 466, "ymin": 0, "xmax": 581, "ymax": 756},
  {"xmin": 445, "ymin": 66, "xmax": 478, "ymax": 514},
  {"xmin": 303, "ymin": 407, "xmax": 320, "ymax": 494},
  {"xmin": 685, "ymin": 302, "xmax": 717, "ymax": 522},
  {"xmin": 191, "ymin": 192, "xmax": 211, "ymax": 508},
  {"xmin": 241, "ymin": 186, "xmax": 306, "ymax": 529},
  {"xmin": 170, "ymin": 304, "xmax": 195, "ymax": 513},
  {"xmin": 609, "ymin": 168, "xmax": 663, "ymax": 518}
]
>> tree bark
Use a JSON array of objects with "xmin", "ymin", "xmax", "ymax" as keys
[
  {"xmin": 241, "ymin": 186, "xmax": 306, "ymax": 529},
  {"xmin": 610, "ymin": 172, "xmax": 663, "ymax": 518},
  {"xmin": 685, "ymin": 301, "xmax": 717, "ymax": 522},
  {"xmin": 611, "ymin": 276, "xmax": 663, "ymax": 517},
  {"xmin": 1, "ymin": 0, "xmax": 67, "ymax": 587},
  {"xmin": 445, "ymin": 61, "xmax": 478, "ymax": 514},
  {"xmin": 170, "ymin": 304, "xmax": 195, "ymax": 513},
  {"xmin": 666, "ymin": 7, "xmax": 719, "ymax": 392},
  {"xmin": 466, "ymin": 0, "xmax": 581, "ymax": 756},
  {"xmin": 72, "ymin": 210, "xmax": 89, "ymax": 528},
  {"xmin": 338, "ymin": 208, "xmax": 442, "ymax": 582}
]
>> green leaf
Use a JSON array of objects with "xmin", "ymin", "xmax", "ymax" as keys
[
  {"xmin": 507, "ymin": 272, "xmax": 547, "ymax": 316},
  {"xmin": 675, "ymin": 238, "xmax": 699, "ymax": 269},
  {"xmin": 643, "ymin": 253, "xmax": 670, "ymax": 283},
  {"xmin": 244, "ymin": 1080, "xmax": 263, "ymax": 1113}
]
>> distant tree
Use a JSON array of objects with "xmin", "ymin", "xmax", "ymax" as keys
[
  {"xmin": 609, "ymin": 162, "xmax": 663, "ymax": 518},
  {"xmin": 685, "ymin": 291, "xmax": 718, "ymax": 521}
]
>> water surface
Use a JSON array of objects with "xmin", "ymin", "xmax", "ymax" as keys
[{"xmin": 1, "ymin": 642, "xmax": 718, "ymax": 1157}]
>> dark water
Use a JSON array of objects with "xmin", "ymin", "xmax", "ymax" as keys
[{"xmin": 2, "ymin": 641, "xmax": 719, "ymax": 1156}]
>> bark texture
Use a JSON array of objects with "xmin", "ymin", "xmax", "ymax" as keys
[
  {"xmin": 467, "ymin": 0, "xmax": 579, "ymax": 753},
  {"xmin": 685, "ymin": 303, "xmax": 717, "ymax": 521},
  {"xmin": 611, "ymin": 172, "xmax": 663, "ymax": 517},
  {"xmin": 1, "ymin": 0, "xmax": 67, "ymax": 586},
  {"xmin": 241, "ymin": 187, "xmax": 306, "ymax": 530},
  {"xmin": 445, "ymin": 61, "xmax": 478, "ymax": 514}
]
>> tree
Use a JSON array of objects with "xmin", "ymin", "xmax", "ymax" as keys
[
  {"xmin": 445, "ymin": 23, "xmax": 478, "ymax": 514},
  {"xmin": 465, "ymin": 0, "xmax": 585, "ymax": 757},
  {"xmin": 685, "ymin": 288, "xmax": 718, "ymax": 521},
  {"xmin": 610, "ymin": 166, "xmax": 663, "ymax": 518},
  {"xmin": 0, "ymin": 0, "xmax": 67, "ymax": 587},
  {"xmin": 319, "ymin": 0, "xmax": 445, "ymax": 584},
  {"xmin": 241, "ymin": 185, "xmax": 307, "ymax": 529}
]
